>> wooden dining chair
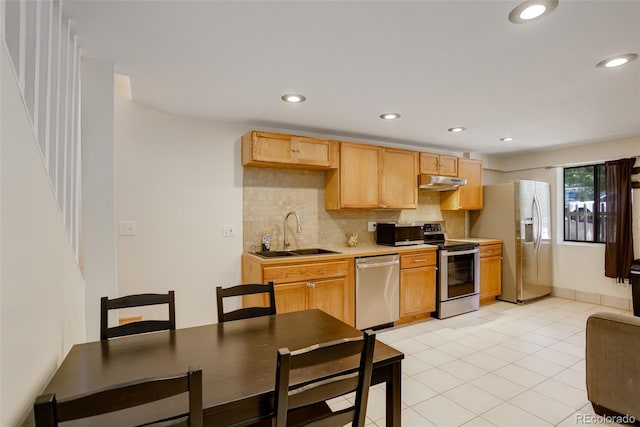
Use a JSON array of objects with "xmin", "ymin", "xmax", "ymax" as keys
[
  {"xmin": 216, "ymin": 282, "xmax": 276, "ymax": 323},
  {"xmin": 33, "ymin": 367, "xmax": 203, "ymax": 427},
  {"xmin": 269, "ymin": 329, "xmax": 376, "ymax": 427},
  {"xmin": 100, "ymin": 291, "xmax": 176, "ymax": 340}
]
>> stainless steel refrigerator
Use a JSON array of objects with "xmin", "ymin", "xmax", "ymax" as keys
[{"xmin": 470, "ymin": 180, "xmax": 552, "ymax": 303}]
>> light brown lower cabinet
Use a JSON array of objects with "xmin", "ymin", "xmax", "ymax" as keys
[
  {"xmin": 241, "ymin": 254, "xmax": 354, "ymax": 326},
  {"xmin": 273, "ymin": 278, "xmax": 348, "ymax": 323},
  {"xmin": 398, "ymin": 250, "xmax": 437, "ymax": 324},
  {"xmin": 479, "ymin": 242, "xmax": 502, "ymax": 304}
]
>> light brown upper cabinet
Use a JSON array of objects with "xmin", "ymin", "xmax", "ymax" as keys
[
  {"xmin": 420, "ymin": 152, "xmax": 458, "ymax": 177},
  {"xmin": 325, "ymin": 142, "xmax": 418, "ymax": 210},
  {"xmin": 242, "ymin": 130, "xmax": 338, "ymax": 169},
  {"xmin": 326, "ymin": 142, "xmax": 381, "ymax": 209},
  {"xmin": 440, "ymin": 158, "xmax": 483, "ymax": 210},
  {"xmin": 380, "ymin": 148, "xmax": 418, "ymax": 209}
]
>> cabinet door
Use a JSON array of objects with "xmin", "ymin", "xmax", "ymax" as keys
[
  {"xmin": 458, "ymin": 158, "xmax": 483, "ymax": 209},
  {"xmin": 381, "ymin": 148, "xmax": 418, "ymax": 208},
  {"xmin": 420, "ymin": 153, "xmax": 458, "ymax": 177},
  {"xmin": 439, "ymin": 156, "xmax": 458, "ymax": 176},
  {"xmin": 480, "ymin": 256, "xmax": 502, "ymax": 299},
  {"xmin": 441, "ymin": 158, "xmax": 483, "ymax": 210},
  {"xmin": 339, "ymin": 143, "xmax": 381, "ymax": 208},
  {"xmin": 308, "ymin": 278, "xmax": 347, "ymax": 322},
  {"xmin": 251, "ymin": 132, "xmax": 294, "ymax": 164},
  {"xmin": 291, "ymin": 136, "xmax": 333, "ymax": 167},
  {"xmin": 420, "ymin": 153, "xmax": 440, "ymax": 175},
  {"xmin": 274, "ymin": 282, "xmax": 308, "ymax": 314},
  {"xmin": 400, "ymin": 266, "xmax": 436, "ymax": 317}
]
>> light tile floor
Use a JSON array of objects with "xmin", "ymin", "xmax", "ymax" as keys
[{"xmin": 336, "ymin": 296, "xmax": 636, "ymax": 426}]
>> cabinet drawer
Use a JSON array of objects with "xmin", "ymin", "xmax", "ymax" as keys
[
  {"xmin": 264, "ymin": 260, "xmax": 349, "ymax": 284},
  {"xmin": 479, "ymin": 243, "xmax": 502, "ymax": 258},
  {"xmin": 400, "ymin": 252, "xmax": 436, "ymax": 269}
]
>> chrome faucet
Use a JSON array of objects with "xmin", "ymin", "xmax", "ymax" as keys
[{"xmin": 283, "ymin": 211, "xmax": 302, "ymax": 249}]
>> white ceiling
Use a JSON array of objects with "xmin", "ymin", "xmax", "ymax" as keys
[{"xmin": 62, "ymin": 0, "xmax": 640, "ymax": 155}]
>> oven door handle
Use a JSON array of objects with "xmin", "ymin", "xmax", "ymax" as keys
[{"xmin": 440, "ymin": 248, "xmax": 478, "ymax": 256}]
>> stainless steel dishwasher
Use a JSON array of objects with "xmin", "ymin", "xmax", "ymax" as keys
[{"xmin": 355, "ymin": 254, "xmax": 400, "ymax": 330}]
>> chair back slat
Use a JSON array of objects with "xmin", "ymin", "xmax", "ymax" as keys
[
  {"xmin": 219, "ymin": 307, "xmax": 276, "ymax": 323},
  {"xmin": 287, "ymin": 373, "xmax": 359, "ymax": 410},
  {"xmin": 100, "ymin": 291, "xmax": 176, "ymax": 340},
  {"xmin": 289, "ymin": 337, "xmax": 365, "ymax": 370},
  {"xmin": 34, "ymin": 368, "xmax": 202, "ymax": 427},
  {"xmin": 107, "ymin": 320, "xmax": 175, "ymax": 339},
  {"xmin": 105, "ymin": 292, "xmax": 174, "ymax": 310},
  {"xmin": 273, "ymin": 330, "xmax": 376, "ymax": 427},
  {"xmin": 216, "ymin": 282, "xmax": 276, "ymax": 323},
  {"xmin": 56, "ymin": 374, "xmax": 189, "ymax": 420}
]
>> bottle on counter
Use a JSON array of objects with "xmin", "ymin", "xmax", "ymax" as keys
[{"xmin": 262, "ymin": 229, "xmax": 271, "ymax": 251}]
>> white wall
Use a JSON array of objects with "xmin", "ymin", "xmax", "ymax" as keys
[
  {"xmin": 81, "ymin": 58, "xmax": 118, "ymax": 341},
  {"xmin": 1, "ymin": 42, "xmax": 85, "ymax": 426},
  {"xmin": 114, "ymin": 95, "xmax": 245, "ymax": 328},
  {"xmin": 486, "ymin": 136, "xmax": 640, "ymax": 305}
]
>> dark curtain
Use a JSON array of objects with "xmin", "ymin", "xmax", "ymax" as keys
[{"xmin": 604, "ymin": 157, "xmax": 636, "ymax": 281}]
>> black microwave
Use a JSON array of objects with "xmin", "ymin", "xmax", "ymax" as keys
[{"xmin": 375, "ymin": 223, "xmax": 425, "ymax": 246}]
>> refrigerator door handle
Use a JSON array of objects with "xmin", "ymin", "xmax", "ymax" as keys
[{"xmin": 533, "ymin": 194, "xmax": 543, "ymax": 252}]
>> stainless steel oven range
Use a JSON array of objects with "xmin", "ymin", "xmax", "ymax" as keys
[{"xmin": 423, "ymin": 222, "xmax": 480, "ymax": 319}]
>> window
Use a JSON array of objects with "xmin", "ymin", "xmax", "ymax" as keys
[{"xmin": 563, "ymin": 164, "xmax": 606, "ymax": 242}]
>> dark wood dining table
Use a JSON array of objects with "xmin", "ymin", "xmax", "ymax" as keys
[{"xmin": 21, "ymin": 309, "xmax": 403, "ymax": 426}]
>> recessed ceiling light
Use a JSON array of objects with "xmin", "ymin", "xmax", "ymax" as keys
[
  {"xmin": 500, "ymin": 137, "xmax": 515, "ymax": 142},
  {"xmin": 448, "ymin": 127, "xmax": 467, "ymax": 133},
  {"xmin": 379, "ymin": 113, "xmax": 401, "ymax": 120},
  {"xmin": 281, "ymin": 94, "xmax": 306, "ymax": 103},
  {"xmin": 596, "ymin": 53, "xmax": 638, "ymax": 68},
  {"xmin": 508, "ymin": 0, "xmax": 558, "ymax": 24}
]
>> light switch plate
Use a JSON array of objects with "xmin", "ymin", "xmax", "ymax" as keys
[
  {"xmin": 119, "ymin": 220, "xmax": 137, "ymax": 236},
  {"xmin": 223, "ymin": 225, "xmax": 235, "ymax": 237},
  {"xmin": 368, "ymin": 222, "xmax": 377, "ymax": 232}
]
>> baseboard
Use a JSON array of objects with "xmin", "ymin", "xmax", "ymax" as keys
[{"xmin": 552, "ymin": 287, "xmax": 631, "ymax": 310}]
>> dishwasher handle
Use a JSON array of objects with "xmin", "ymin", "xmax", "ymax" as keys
[{"xmin": 356, "ymin": 260, "xmax": 400, "ymax": 269}]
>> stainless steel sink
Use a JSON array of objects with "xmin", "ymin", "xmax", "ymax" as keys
[
  {"xmin": 290, "ymin": 248, "xmax": 340, "ymax": 256},
  {"xmin": 253, "ymin": 250, "xmax": 297, "ymax": 258},
  {"xmin": 252, "ymin": 248, "xmax": 340, "ymax": 258}
]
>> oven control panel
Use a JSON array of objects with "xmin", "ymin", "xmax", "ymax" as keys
[{"xmin": 423, "ymin": 223, "xmax": 443, "ymax": 233}]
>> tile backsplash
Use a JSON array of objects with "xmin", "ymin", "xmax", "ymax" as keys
[{"xmin": 243, "ymin": 168, "xmax": 465, "ymax": 252}]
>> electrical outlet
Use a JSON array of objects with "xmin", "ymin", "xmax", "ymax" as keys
[
  {"xmin": 368, "ymin": 222, "xmax": 377, "ymax": 232},
  {"xmin": 119, "ymin": 220, "xmax": 137, "ymax": 236},
  {"xmin": 223, "ymin": 225, "xmax": 235, "ymax": 237}
]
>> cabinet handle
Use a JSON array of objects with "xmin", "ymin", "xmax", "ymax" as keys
[
  {"xmin": 414, "ymin": 258, "xmax": 426, "ymax": 262},
  {"xmin": 379, "ymin": 204, "xmax": 388, "ymax": 208},
  {"xmin": 486, "ymin": 249, "xmax": 495, "ymax": 253},
  {"xmin": 309, "ymin": 282, "xmax": 315, "ymax": 288}
]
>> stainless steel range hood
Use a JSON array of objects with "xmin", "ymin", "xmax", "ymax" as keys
[{"xmin": 419, "ymin": 174, "xmax": 467, "ymax": 191}]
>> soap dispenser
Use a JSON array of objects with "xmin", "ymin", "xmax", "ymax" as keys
[{"xmin": 261, "ymin": 229, "xmax": 271, "ymax": 251}]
